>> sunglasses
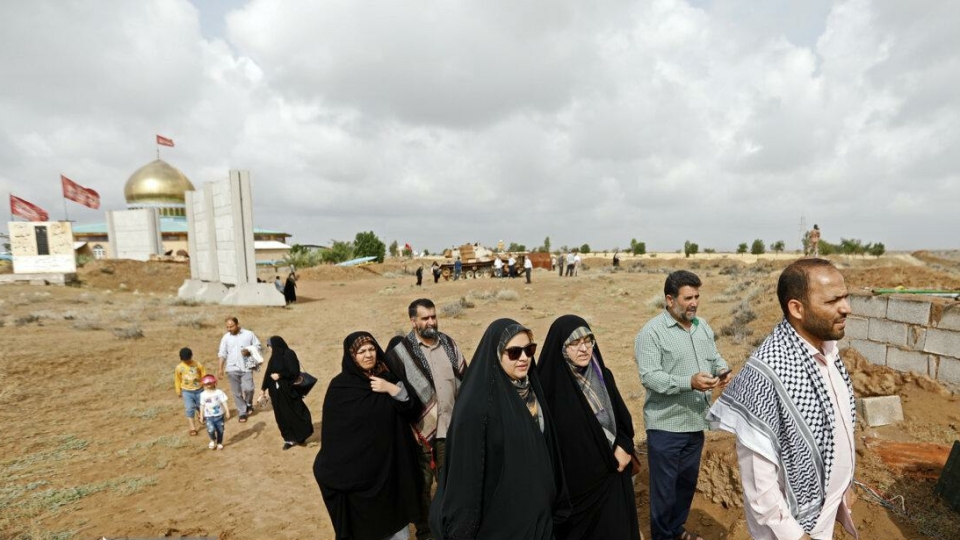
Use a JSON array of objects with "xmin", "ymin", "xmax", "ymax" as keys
[{"xmin": 503, "ymin": 343, "xmax": 537, "ymax": 361}]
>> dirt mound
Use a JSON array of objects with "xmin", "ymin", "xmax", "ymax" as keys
[
  {"xmin": 77, "ymin": 259, "xmax": 189, "ymax": 294},
  {"xmin": 842, "ymin": 348, "xmax": 950, "ymax": 397},
  {"xmin": 697, "ymin": 443, "xmax": 743, "ymax": 509},
  {"xmin": 842, "ymin": 264, "xmax": 960, "ymax": 290}
]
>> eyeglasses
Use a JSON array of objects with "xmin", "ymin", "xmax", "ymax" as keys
[
  {"xmin": 566, "ymin": 337, "xmax": 595, "ymax": 350},
  {"xmin": 503, "ymin": 343, "xmax": 537, "ymax": 361}
]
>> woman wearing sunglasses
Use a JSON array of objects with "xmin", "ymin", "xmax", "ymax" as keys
[
  {"xmin": 537, "ymin": 315, "xmax": 641, "ymax": 540},
  {"xmin": 313, "ymin": 332, "xmax": 422, "ymax": 540},
  {"xmin": 430, "ymin": 318, "xmax": 569, "ymax": 540}
]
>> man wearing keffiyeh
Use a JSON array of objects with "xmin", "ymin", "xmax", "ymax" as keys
[
  {"xmin": 385, "ymin": 298, "xmax": 467, "ymax": 540},
  {"xmin": 708, "ymin": 259, "xmax": 858, "ymax": 540}
]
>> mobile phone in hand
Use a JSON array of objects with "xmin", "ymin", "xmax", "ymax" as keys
[{"xmin": 717, "ymin": 369, "xmax": 732, "ymax": 381}]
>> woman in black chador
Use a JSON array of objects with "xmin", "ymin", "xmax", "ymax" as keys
[
  {"xmin": 283, "ymin": 272, "xmax": 297, "ymax": 304},
  {"xmin": 258, "ymin": 336, "xmax": 314, "ymax": 450},
  {"xmin": 430, "ymin": 318, "xmax": 569, "ymax": 540},
  {"xmin": 313, "ymin": 332, "xmax": 421, "ymax": 540},
  {"xmin": 537, "ymin": 315, "xmax": 640, "ymax": 540}
]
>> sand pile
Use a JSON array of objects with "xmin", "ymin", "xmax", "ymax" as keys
[{"xmin": 841, "ymin": 348, "xmax": 950, "ymax": 397}]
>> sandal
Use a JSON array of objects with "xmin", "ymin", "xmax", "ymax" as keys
[
  {"xmin": 189, "ymin": 430, "xmax": 198, "ymax": 436},
  {"xmin": 677, "ymin": 531, "xmax": 704, "ymax": 540}
]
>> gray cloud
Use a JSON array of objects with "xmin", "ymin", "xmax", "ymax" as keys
[{"xmin": 1, "ymin": 0, "xmax": 958, "ymax": 253}]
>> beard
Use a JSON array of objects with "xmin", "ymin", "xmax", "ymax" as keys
[
  {"xmin": 803, "ymin": 312, "xmax": 846, "ymax": 342},
  {"xmin": 419, "ymin": 326, "xmax": 439, "ymax": 340}
]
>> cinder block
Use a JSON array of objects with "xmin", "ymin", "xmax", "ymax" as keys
[
  {"xmin": 868, "ymin": 318, "xmax": 908, "ymax": 347},
  {"xmin": 887, "ymin": 297, "xmax": 933, "ymax": 325},
  {"xmin": 938, "ymin": 357, "xmax": 960, "ymax": 385},
  {"xmin": 907, "ymin": 326, "xmax": 927, "ymax": 351},
  {"xmin": 857, "ymin": 395, "xmax": 904, "ymax": 427},
  {"xmin": 844, "ymin": 316, "xmax": 869, "ymax": 340},
  {"xmin": 850, "ymin": 339, "xmax": 887, "ymax": 365},
  {"xmin": 938, "ymin": 306, "xmax": 960, "ymax": 332},
  {"xmin": 923, "ymin": 328, "xmax": 960, "ymax": 357},
  {"xmin": 850, "ymin": 294, "xmax": 888, "ymax": 318},
  {"xmin": 886, "ymin": 348, "xmax": 931, "ymax": 375}
]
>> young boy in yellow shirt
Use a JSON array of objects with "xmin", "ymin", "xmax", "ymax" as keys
[{"xmin": 174, "ymin": 347, "xmax": 205, "ymax": 436}]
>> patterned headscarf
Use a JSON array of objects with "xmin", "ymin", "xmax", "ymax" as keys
[{"xmin": 562, "ymin": 326, "xmax": 616, "ymax": 444}]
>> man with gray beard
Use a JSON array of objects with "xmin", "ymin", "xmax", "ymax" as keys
[{"xmin": 385, "ymin": 298, "xmax": 467, "ymax": 540}]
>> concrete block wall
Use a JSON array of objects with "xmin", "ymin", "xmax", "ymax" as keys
[{"xmin": 842, "ymin": 293, "xmax": 960, "ymax": 386}]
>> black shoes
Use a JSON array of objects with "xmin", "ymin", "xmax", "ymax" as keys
[{"xmin": 282, "ymin": 442, "xmax": 294, "ymax": 450}]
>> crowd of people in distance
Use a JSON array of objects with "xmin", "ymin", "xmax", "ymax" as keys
[{"xmin": 176, "ymin": 257, "xmax": 858, "ymax": 540}]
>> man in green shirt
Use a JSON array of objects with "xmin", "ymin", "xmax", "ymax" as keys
[{"xmin": 635, "ymin": 270, "xmax": 731, "ymax": 540}]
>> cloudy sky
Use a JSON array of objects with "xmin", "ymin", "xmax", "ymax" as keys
[{"xmin": 2, "ymin": 0, "xmax": 957, "ymax": 252}]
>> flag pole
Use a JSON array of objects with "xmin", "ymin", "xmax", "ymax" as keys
[{"xmin": 63, "ymin": 196, "xmax": 70, "ymax": 222}]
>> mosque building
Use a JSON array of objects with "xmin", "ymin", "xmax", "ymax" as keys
[{"xmin": 73, "ymin": 159, "xmax": 291, "ymax": 262}]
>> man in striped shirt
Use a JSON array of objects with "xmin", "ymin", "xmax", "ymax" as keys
[{"xmin": 636, "ymin": 270, "xmax": 731, "ymax": 540}]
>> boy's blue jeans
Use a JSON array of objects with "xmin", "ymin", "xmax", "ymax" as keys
[{"xmin": 205, "ymin": 415, "xmax": 225, "ymax": 444}]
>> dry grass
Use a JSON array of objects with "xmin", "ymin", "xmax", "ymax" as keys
[{"xmin": 112, "ymin": 325, "xmax": 144, "ymax": 340}]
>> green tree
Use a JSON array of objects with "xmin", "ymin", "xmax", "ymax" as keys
[
  {"xmin": 737, "ymin": 243, "xmax": 748, "ymax": 255},
  {"xmin": 683, "ymin": 240, "xmax": 699, "ymax": 258},
  {"xmin": 320, "ymin": 240, "xmax": 354, "ymax": 264},
  {"xmin": 629, "ymin": 238, "xmax": 646, "ymax": 255},
  {"xmin": 867, "ymin": 242, "xmax": 886, "ymax": 257},
  {"xmin": 840, "ymin": 238, "xmax": 866, "ymax": 256},
  {"xmin": 579, "ymin": 243, "xmax": 591, "ymax": 254},
  {"xmin": 507, "ymin": 242, "xmax": 527, "ymax": 252},
  {"xmin": 771, "ymin": 240, "xmax": 785, "ymax": 254},
  {"xmin": 750, "ymin": 239, "xmax": 765, "ymax": 255},
  {"xmin": 541, "ymin": 236, "xmax": 551, "ymax": 253},
  {"xmin": 354, "ymin": 231, "xmax": 386, "ymax": 262},
  {"xmin": 289, "ymin": 243, "xmax": 309, "ymax": 255},
  {"xmin": 388, "ymin": 240, "xmax": 399, "ymax": 257},
  {"xmin": 423, "ymin": 249, "xmax": 431, "ymax": 256}
]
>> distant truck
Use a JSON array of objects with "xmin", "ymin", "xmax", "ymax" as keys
[
  {"xmin": 438, "ymin": 245, "xmax": 551, "ymax": 280},
  {"xmin": 440, "ymin": 244, "xmax": 496, "ymax": 279}
]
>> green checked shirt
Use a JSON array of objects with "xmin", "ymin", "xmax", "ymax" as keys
[{"xmin": 635, "ymin": 311, "xmax": 728, "ymax": 432}]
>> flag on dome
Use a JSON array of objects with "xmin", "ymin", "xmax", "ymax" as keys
[
  {"xmin": 156, "ymin": 134, "xmax": 175, "ymax": 147},
  {"xmin": 10, "ymin": 195, "xmax": 49, "ymax": 221},
  {"xmin": 61, "ymin": 175, "xmax": 100, "ymax": 209}
]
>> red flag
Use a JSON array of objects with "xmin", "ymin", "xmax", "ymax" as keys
[
  {"xmin": 61, "ymin": 175, "xmax": 101, "ymax": 209},
  {"xmin": 156, "ymin": 134, "xmax": 175, "ymax": 147},
  {"xmin": 10, "ymin": 195, "xmax": 49, "ymax": 222}
]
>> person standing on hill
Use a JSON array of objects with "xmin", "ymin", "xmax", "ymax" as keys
[
  {"xmin": 709, "ymin": 259, "xmax": 857, "ymax": 540},
  {"xmin": 524, "ymin": 255, "xmax": 533, "ymax": 283},
  {"xmin": 808, "ymin": 224, "xmax": 821, "ymax": 257},
  {"xmin": 218, "ymin": 317, "xmax": 262, "ymax": 424},
  {"xmin": 416, "ymin": 265, "xmax": 424, "ymax": 287},
  {"xmin": 635, "ymin": 270, "xmax": 731, "ymax": 540},
  {"xmin": 454, "ymin": 257, "xmax": 462, "ymax": 281},
  {"xmin": 385, "ymin": 298, "xmax": 467, "ymax": 540}
]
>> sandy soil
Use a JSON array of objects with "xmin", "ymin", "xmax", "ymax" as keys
[{"xmin": 1, "ymin": 254, "xmax": 959, "ymax": 539}]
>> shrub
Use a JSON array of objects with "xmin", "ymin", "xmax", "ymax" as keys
[
  {"xmin": 113, "ymin": 325, "xmax": 144, "ymax": 340},
  {"xmin": 174, "ymin": 315, "xmax": 206, "ymax": 329},
  {"xmin": 496, "ymin": 289, "xmax": 519, "ymax": 301},
  {"xmin": 72, "ymin": 317, "xmax": 103, "ymax": 331},
  {"xmin": 440, "ymin": 302, "xmax": 465, "ymax": 318}
]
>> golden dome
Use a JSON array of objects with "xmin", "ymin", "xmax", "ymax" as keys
[{"xmin": 124, "ymin": 159, "xmax": 195, "ymax": 205}]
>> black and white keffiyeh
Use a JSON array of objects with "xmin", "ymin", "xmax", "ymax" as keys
[
  {"xmin": 385, "ymin": 331, "xmax": 465, "ymax": 441},
  {"xmin": 708, "ymin": 319, "xmax": 856, "ymax": 532}
]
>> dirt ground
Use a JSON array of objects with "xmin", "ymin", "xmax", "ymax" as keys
[{"xmin": 1, "ymin": 253, "xmax": 959, "ymax": 539}]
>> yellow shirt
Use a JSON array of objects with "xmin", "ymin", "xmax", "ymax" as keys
[{"xmin": 174, "ymin": 361, "xmax": 206, "ymax": 393}]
